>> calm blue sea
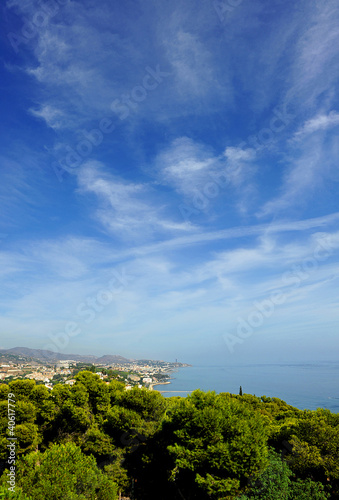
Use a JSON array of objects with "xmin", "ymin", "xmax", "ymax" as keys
[{"xmin": 160, "ymin": 363, "xmax": 339, "ymax": 412}]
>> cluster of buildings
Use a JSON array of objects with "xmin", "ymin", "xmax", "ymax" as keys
[
  {"xmin": 0, "ymin": 358, "xmax": 179, "ymax": 390},
  {"xmin": 0, "ymin": 361, "xmax": 74, "ymax": 390}
]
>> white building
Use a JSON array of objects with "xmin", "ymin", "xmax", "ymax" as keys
[
  {"xmin": 65, "ymin": 379, "xmax": 76, "ymax": 386},
  {"xmin": 142, "ymin": 377, "xmax": 152, "ymax": 384},
  {"xmin": 57, "ymin": 360, "xmax": 75, "ymax": 369}
]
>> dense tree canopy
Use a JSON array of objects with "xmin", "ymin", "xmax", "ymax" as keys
[{"xmin": 0, "ymin": 375, "xmax": 337, "ymax": 499}]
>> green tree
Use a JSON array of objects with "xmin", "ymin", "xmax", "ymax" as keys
[
  {"xmin": 10, "ymin": 442, "xmax": 118, "ymax": 500},
  {"xmin": 74, "ymin": 372, "xmax": 110, "ymax": 417},
  {"xmin": 283, "ymin": 409, "xmax": 339, "ymax": 496},
  {"xmin": 239, "ymin": 450, "xmax": 330, "ymax": 500},
  {"xmin": 289, "ymin": 477, "xmax": 330, "ymax": 499},
  {"xmin": 118, "ymin": 386, "xmax": 166, "ymax": 421},
  {"xmin": 135, "ymin": 390, "xmax": 269, "ymax": 499},
  {"xmin": 82, "ymin": 425, "xmax": 115, "ymax": 459},
  {"xmin": 240, "ymin": 449, "xmax": 292, "ymax": 499},
  {"xmin": 8, "ymin": 380, "xmax": 36, "ymax": 401},
  {"xmin": 104, "ymin": 405, "xmax": 144, "ymax": 445},
  {"xmin": 0, "ymin": 485, "xmax": 33, "ymax": 499}
]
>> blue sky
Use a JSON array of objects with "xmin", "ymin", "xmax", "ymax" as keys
[{"xmin": 0, "ymin": 0, "xmax": 339, "ymax": 365}]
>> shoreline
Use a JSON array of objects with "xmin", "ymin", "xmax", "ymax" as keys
[
  {"xmin": 150, "ymin": 365, "xmax": 191, "ymax": 392},
  {"xmin": 150, "ymin": 381, "xmax": 171, "ymax": 390}
]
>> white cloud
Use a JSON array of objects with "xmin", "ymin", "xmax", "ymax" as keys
[
  {"xmin": 287, "ymin": 2, "xmax": 339, "ymax": 111},
  {"xmin": 257, "ymin": 135, "xmax": 330, "ymax": 218},
  {"xmin": 155, "ymin": 137, "xmax": 217, "ymax": 196},
  {"xmin": 29, "ymin": 105, "xmax": 66, "ymax": 130},
  {"xmin": 114, "ymin": 212, "xmax": 339, "ymax": 260},
  {"xmin": 27, "ymin": 237, "xmax": 111, "ymax": 279},
  {"xmin": 224, "ymin": 147, "xmax": 256, "ymax": 162},
  {"xmin": 8, "ymin": 2, "xmax": 152, "ymax": 129},
  {"xmin": 164, "ymin": 30, "xmax": 228, "ymax": 100},
  {"xmin": 7, "ymin": 0, "xmax": 237, "ymax": 133},
  {"xmin": 0, "ymin": 159, "xmax": 46, "ymax": 229},
  {"xmin": 76, "ymin": 161, "xmax": 194, "ymax": 238},
  {"xmin": 3, "ymin": 0, "xmax": 339, "ymax": 362},
  {"xmin": 223, "ymin": 146, "xmax": 257, "ymax": 204},
  {"xmin": 294, "ymin": 111, "xmax": 339, "ymax": 139},
  {"xmin": 155, "ymin": 139, "xmax": 257, "ymax": 215},
  {"xmin": 0, "ymin": 251, "xmax": 27, "ymax": 278}
]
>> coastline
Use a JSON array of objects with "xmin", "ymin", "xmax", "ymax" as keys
[
  {"xmin": 150, "ymin": 365, "xmax": 192, "ymax": 393},
  {"xmin": 149, "ymin": 364, "xmax": 339, "ymax": 411},
  {"xmin": 150, "ymin": 381, "xmax": 171, "ymax": 391}
]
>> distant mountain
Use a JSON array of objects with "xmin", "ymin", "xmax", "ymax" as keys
[
  {"xmin": 95, "ymin": 355, "xmax": 132, "ymax": 364},
  {"xmin": 0, "ymin": 347, "xmax": 132, "ymax": 364}
]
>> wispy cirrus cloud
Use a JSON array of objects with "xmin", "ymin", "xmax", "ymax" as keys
[
  {"xmin": 257, "ymin": 141, "xmax": 323, "ymax": 218},
  {"xmin": 294, "ymin": 110, "xmax": 339, "ymax": 139},
  {"xmin": 29, "ymin": 105, "xmax": 66, "ymax": 130},
  {"xmin": 258, "ymin": 109, "xmax": 339, "ymax": 218},
  {"xmin": 0, "ymin": 158, "xmax": 47, "ymax": 229},
  {"xmin": 154, "ymin": 137, "xmax": 217, "ymax": 197},
  {"xmin": 2, "ymin": 0, "xmax": 339, "ymax": 363},
  {"xmin": 111, "ymin": 212, "xmax": 339, "ymax": 260},
  {"xmin": 154, "ymin": 137, "xmax": 257, "ymax": 216},
  {"xmin": 287, "ymin": 1, "xmax": 339, "ymax": 111},
  {"xmin": 76, "ymin": 161, "xmax": 195, "ymax": 239},
  {"xmin": 163, "ymin": 29, "xmax": 230, "ymax": 103}
]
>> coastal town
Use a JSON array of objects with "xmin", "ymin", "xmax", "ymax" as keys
[{"xmin": 0, "ymin": 348, "xmax": 190, "ymax": 391}]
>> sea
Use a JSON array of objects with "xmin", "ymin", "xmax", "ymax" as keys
[{"xmin": 159, "ymin": 363, "xmax": 339, "ymax": 412}]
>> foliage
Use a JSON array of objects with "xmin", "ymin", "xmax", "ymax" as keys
[
  {"xmin": 0, "ymin": 485, "xmax": 33, "ymax": 499},
  {"xmin": 2, "ymin": 442, "xmax": 118, "ymax": 500},
  {"xmin": 239, "ymin": 450, "xmax": 330, "ymax": 499},
  {"xmin": 0, "ymin": 376, "xmax": 338, "ymax": 499}
]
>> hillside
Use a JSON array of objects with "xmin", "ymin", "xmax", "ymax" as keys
[{"xmin": 0, "ymin": 347, "xmax": 131, "ymax": 364}]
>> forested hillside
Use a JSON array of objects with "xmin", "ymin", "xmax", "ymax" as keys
[{"xmin": 0, "ymin": 372, "xmax": 337, "ymax": 499}]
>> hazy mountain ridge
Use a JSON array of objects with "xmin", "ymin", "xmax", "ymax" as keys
[{"xmin": 0, "ymin": 347, "xmax": 132, "ymax": 364}]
